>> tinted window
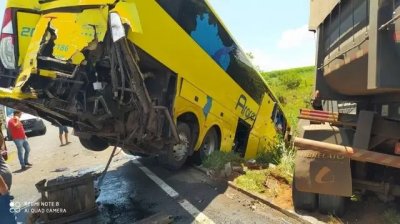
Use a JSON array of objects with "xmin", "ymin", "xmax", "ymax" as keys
[{"xmin": 156, "ymin": 0, "xmax": 268, "ymax": 103}]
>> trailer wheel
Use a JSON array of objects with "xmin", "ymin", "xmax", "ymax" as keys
[
  {"xmin": 292, "ymin": 178, "xmax": 318, "ymax": 212},
  {"xmin": 159, "ymin": 122, "xmax": 191, "ymax": 170},
  {"xmin": 79, "ymin": 136, "xmax": 109, "ymax": 151},
  {"xmin": 318, "ymin": 194, "xmax": 346, "ymax": 217}
]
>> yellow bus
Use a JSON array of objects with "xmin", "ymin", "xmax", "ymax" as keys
[{"xmin": 0, "ymin": 0, "xmax": 287, "ymax": 169}]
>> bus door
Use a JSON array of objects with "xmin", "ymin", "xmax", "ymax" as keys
[
  {"xmin": 246, "ymin": 94, "xmax": 276, "ymax": 159},
  {"xmin": 233, "ymin": 118, "xmax": 251, "ymax": 157}
]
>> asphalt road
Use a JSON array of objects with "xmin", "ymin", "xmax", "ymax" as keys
[{"xmin": 5, "ymin": 122, "xmax": 303, "ymax": 224}]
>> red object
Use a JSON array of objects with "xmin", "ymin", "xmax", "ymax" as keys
[
  {"xmin": 394, "ymin": 31, "xmax": 400, "ymax": 43},
  {"xmin": 0, "ymin": 8, "xmax": 14, "ymax": 39},
  {"xmin": 1, "ymin": 8, "xmax": 14, "ymax": 42},
  {"xmin": 395, "ymin": 142, "xmax": 400, "ymax": 155},
  {"xmin": 7, "ymin": 117, "xmax": 25, "ymax": 140}
]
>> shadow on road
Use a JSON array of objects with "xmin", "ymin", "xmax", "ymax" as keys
[
  {"xmin": 78, "ymin": 157, "xmax": 229, "ymax": 224},
  {"xmin": 13, "ymin": 167, "xmax": 31, "ymax": 174}
]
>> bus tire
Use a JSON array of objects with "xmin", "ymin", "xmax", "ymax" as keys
[
  {"xmin": 292, "ymin": 178, "xmax": 318, "ymax": 212},
  {"xmin": 194, "ymin": 127, "xmax": 220, "ymax": 164},
  {"xmin": 318, "ymin": 194, "xmax": 346, "ymax": 217},
  {"xmin": 160, "ymin": 122, "xmax": 191, "ymax": 170},
  {"xmin": 79, "ymin": 135, "xmax": 109, "ymax": 151}
]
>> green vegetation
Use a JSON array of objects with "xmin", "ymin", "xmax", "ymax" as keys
[
  {"xmin": 383, "ymin": 208, "xmax": 400, "ymax": 224},
  {"xmin": 231, "ymin": 66, "xmax": 315, "ymax": 199},
  {"xmin": 255, "ymin": 135, "xmax": 295, "ymax": 183},
  {"xmin": 204, "ymin": 66, "xmax": 316, "ymax": 201},
  {"xmin": 234, "ymin": 169, "xmax": 267, "ymax": 193},
  {"xmin": 257, "ymin": 66, "xmax": 315, "ymax": 181},
  {"xmin": 257, "ymin": 135, "xmax": 294, "ymax": 170},
  {"xmin": 202, "ymin": 151, "xmax": 244, "ymax": 171},
  {"xmin": 234, "ymin": 167, "xmax": 292, "ymax": 197},
  {"xmin": 233, "ymin": 135, "xmax": 294, "ymax": 198},
  {"xmin": 262, "ymin": 66, "xmax": 316, "ymax": 127},
  {"xmin": 327, "ymin": 215, "xmax": 344, "ymax": 224}
]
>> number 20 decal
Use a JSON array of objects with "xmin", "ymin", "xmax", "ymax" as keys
[{"xmin": 20, "ymin": 27, "xmax": 35, "ymax": 37}]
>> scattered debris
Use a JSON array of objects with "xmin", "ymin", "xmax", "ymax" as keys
[
  {"xmin": 223, "ymin": 162, "xmax": 232, "ymax": 177},
  {"xmin": 52, "ymin": 167, "xmax": 69, "ymax": 172},
  {"xmin": 232, "ymin": 165, "xmax": 245, "ymax": 174},
  {"xmin": 245, "ymin": 159, "xmax": 268, "ymax": 170},
  {"xmin": 74, "ymin": 165, "xmax": 104, "ymax": 176}
]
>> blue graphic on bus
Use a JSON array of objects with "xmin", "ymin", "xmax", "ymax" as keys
[
  {"xmin": 203, "ymin": 96, "xmax": 213, "ymax": 117},
  {"xmin": 190, "ymin": 13, "xmax": 233, "ymax": 70}
]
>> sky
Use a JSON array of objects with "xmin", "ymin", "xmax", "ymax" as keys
[
  {"xmin": 0, "ymin": 1, "xmax": 315, "ymax": 71},
  {"xmin": 207, "ymin": 0, "xmax": 315, "ymax": 71}
]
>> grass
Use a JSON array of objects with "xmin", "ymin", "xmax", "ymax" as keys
[
  {"xmin": 234, "ymin": 166, "xmax": 292, "ymax": 197},
  {"xmin": 234, "ymin": 169, "xmax": 267, "ymax": 193},
  {"xmin": 277, "ymin": 148, "xmax": 296, "ymax": 181},
  {"xmin": 327, "ymin": 215, "xmax": 344, "ymax": 224},
  {"xmin": 255, "ymin": 135, "xmax": 295, "ymax": 183},
  {"xmin": 234, "ymin": 135, "xmax": 295, "ymax": 197},
  {"xmin": 202, "ymin": 151, "xmax": 244, "ymax": 171},
  {"xmin": 262, "ymin": 66, "xmax": 315, "ymax": 127},
  {"xmin": 255, "ymin": 135, "xmax": 286, "ymax": 166},
  {"xmin": 204, "ymin": 66, "xmax": 314, "ymax": 200},
  {"xmin": 383, "ymin": 208, "xmax": 400, "ymax": 224},
  {"xmin": 232, "ymin": 66, "xmax": 314, "ymax": 200}
]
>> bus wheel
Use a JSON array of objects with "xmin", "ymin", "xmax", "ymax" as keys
[
  {"xmin": 79, "ymin": 135, "xmax": 109, "ymax": 151},
  {"xmin": 160, "ymin": 122, "xmax": 191, "ymax": 170},
  {"xmin": 318, "ymin": 194, "xmax": 346, "ymax": 217},
  {"xmin": 194, "ymin": 127, "xmax": 220, "ymax": 164},
  {"xmin": 292, "ymin": 177, "xmax": 318, "ymax": 212}
]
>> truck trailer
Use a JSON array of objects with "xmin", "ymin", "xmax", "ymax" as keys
[{"xmin": 293, "ymin": 0, "xmax": 400, "ymax": 216}]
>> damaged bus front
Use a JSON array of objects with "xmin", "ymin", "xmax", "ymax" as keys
[
  {"xmin": 0, "ymin": 0, "xmax": 180, "ymax": 157},
  {"xmin": 0, "ymin": 0, "xmax": 287, "ymax": 169}
]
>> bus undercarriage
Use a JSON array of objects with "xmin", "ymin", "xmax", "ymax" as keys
[{"xmin": 0, "ymin": 10, "xmax": 180, "ymax": 156}]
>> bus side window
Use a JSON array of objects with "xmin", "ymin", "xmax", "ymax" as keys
[
  {"xmin": 271, "ymin": 104, "xmax": 285, "ymax": 133},
  {"xmin": 275, "ymin": 112, "xmax": 284, "ymax": 132}
]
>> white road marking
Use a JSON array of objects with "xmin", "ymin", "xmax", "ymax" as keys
[
  {"xmin": 132, "ymin": 159, "xmax": 179, "ymax": 198},
  {"xmin": 178, "ymin": 199, "xmax": 215, "ymax": 224},
  {"xmin": 132, "ymin": 159, "xmax": 215, "ymax": 224}
]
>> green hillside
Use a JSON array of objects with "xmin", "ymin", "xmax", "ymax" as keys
[{"xmin": 261, "ymin": 66, "xmax": 316, "ymax": 127}]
